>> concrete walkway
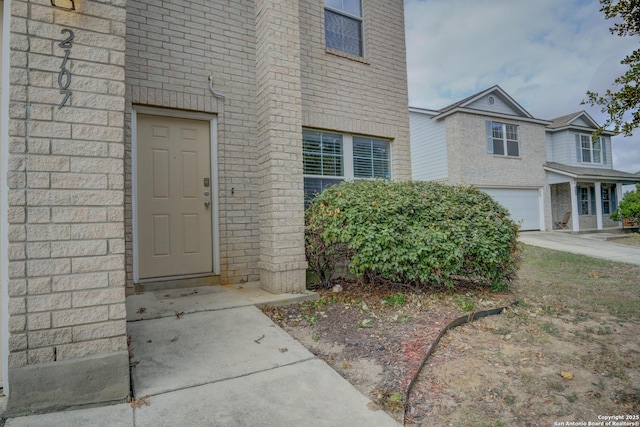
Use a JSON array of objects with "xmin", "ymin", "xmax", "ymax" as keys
[
  {"xmin": 519, "ymin": 231, "xmax": 640, "ymax": 265},
  {"xmin": 5, "ymin": 283, "xmax": 400, "ymax": 427}
]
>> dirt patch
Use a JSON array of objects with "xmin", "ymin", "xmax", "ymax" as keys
[{"xmin": 264, "ymin": 281, "xmax": 640, "ymax": 426}]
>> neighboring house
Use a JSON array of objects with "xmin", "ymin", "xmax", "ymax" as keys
[
  {"xmin": 410, "ymin": 86, "xmax": 552, "ymax": 231},
  {"xmin": 410, "ymin": 86, "xmax": 640, "ymax": 232},
  {"xmin": 545, "ymin": 112, "xmax": 640, "ymax": 231},
  {"xmin": 0, "ymin": 0, "xmax": 411, "ymax": 414}
]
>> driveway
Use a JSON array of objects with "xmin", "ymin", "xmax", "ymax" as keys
[{"xmin": 519, "ymin": 231, "xmax": 640, "ymax": 265}]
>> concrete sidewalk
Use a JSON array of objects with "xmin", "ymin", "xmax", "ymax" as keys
[
  {"xmin": 519, "ymin": 231, "xmax": 640, "ymax": 265},
  {"xmin": 6, "ymin": 284, "xmax": 400, "ymax": 427}
]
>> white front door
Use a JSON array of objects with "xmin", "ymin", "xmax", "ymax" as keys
[{"xmin": 136, "ymin": 114, "xmax": 213, "ymax": 279}]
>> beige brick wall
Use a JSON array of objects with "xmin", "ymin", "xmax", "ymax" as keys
[
  {"xmin": 299, "ymin": 0, "xmax": 411, "ymax": 180},
  {"xmin": 254, "ymin": 0, "xmax": 307, "ymax": 292},
  {"xmin": 124, "ymin": 0, "xmax": 412, "ymax": 287},
  {"xmin": 445, "ymin": 113, "xmax": 548, "ymax": 188},
  {"xmin": 551, "ymin": 183, "xmax": 573, "ymax": 230},
  {"xmin": 125, "ymin": 0, "xmax": 260, "ymax": 286},
  {"xmin": 7, "ymin": 0, "xmax": 127, "ymax": 369}
]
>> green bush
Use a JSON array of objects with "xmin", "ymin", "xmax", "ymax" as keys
[
  {"xmin": 305, "ymin": 180, "xmax": 521, "ymax": 291},
  {"xmin": 610, "ymin": 184, "xmax": 640, "ymax": 224}
]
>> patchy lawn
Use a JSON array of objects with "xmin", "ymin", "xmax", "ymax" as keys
[
  {"xmin": 263, "ymin": 245, "xmax": 640, "ymax": 426},
  {"xmin": 614, "ymin": 233, "xmax": 640, "ymax": 248}
]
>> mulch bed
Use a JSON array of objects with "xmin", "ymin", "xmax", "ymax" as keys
[{"xmin": 263, "ymin": 280, "xmax": 516, "ymax": 423}]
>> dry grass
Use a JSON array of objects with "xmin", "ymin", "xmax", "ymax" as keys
[
  {"xmin": 516, "ymin": 244, "xmax": 640, "ymax": 320},
  {"xmin": 613, "ymin": 233, "xmax": 640, "ymax": 248},
  {"xmin": 266, "ymin": 244, "xmax": 640, "ymax": 425}
]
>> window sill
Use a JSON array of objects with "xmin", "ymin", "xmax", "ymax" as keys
[
  {"xmin": 491, "ymin": 154, "xmax": 521, "ymax": 160},
  {"xmin": 325, "ymin": 48, "xmax": 370, "ymax": 65}
]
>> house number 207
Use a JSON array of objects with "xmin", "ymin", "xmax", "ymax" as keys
[{"xmin": 58, "ymin": 29, "xmax": 74, "ymax": 109}]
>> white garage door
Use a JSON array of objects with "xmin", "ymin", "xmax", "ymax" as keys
[{"xmin": 480, "ymin": 188, "xmax": 541, "ymax": 231}]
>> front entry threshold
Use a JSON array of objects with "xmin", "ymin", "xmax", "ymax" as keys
[
  {"xmin": 134, "ymin": 275, "xmax": 220, "ymax": 293},
  {"xmin": 126, "ymin": 282, "xmax": 318, "ymax": 321}
]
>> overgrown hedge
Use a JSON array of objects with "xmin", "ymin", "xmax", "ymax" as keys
[{"xmin": 305, "ymin": 180, "xmax": 521, "ymax": 291}]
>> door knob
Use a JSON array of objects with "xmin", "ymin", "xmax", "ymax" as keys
[{"xmin": 204, "ymin": 201, "xmax": 210, "ymax": 208}]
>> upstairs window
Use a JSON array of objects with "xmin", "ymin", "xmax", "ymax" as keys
[
  {"xmin": 486, "ymin": 121, "xmax": 519, "ymax": 157},
  {"xmin": 577, "ymin": 134, "xmax": 603, "ymax": 164},
  {"xmin": 325, "ymin": 0, "xmax": 363, "ymax": 56}
]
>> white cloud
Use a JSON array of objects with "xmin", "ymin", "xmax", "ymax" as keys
[{"xmin": 404, "ymin": 0, "xmax": 639, "ymax": 172}]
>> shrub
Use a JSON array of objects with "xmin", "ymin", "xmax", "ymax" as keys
[
  {"xmin": 305, "ymin": 180, "xmax": 521, "ymax": 290},
  {"xmin": 610, "ymin": 184, "xmax": 640, "ymax": 225}
]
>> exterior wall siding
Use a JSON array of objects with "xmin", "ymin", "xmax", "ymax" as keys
[
  {"xmin": 6, "ymin": 0, "xmax": 129, "ymax": 412},
  {"xmin": 545, "ymin": 133, "xmax": 553, "ymax": 162},
  {"xmin": 409, "ymin": 111, "xmax": 447, "ymax": 181},
  {"xmin": 547, "ymin": 130, "xmax": 573, "ymax": 165},
  {"xmin": 467, "ymin": 94, "xmax": 519, "ymax": 116},
  {"xmin": 548, "ymin": 129, "xmax": 614, "ymax": 169},
  {"xmin": 445, "ymin": 113, "xmax": 547, "ymax": 188}
]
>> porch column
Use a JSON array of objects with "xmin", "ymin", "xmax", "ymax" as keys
[
  {"xmin": 570, "ymin": 181, "xmax": 580, "ymax": 231},
  {"xmin": 595, "ymin": 182, "xmax": 603, "ymax": 230},
  {"xmin": 616, "ymin": 184, "xmax": 624, "ymax": 225}
]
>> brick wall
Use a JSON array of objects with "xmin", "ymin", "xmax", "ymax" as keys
[
  {"xmin": 299, "ymin": 0, "xmax": 411, "ymax": 180},
  {"xmin": 125, "ymin": 0, "xmax": 260, "ymax": 286},
  {"xmin": 550, "ymin": 183, "xmax": 573, "ymax": 230},
  {"xmin": 6, "ymin": 0, "xmax": 129, "ymax": 410},
  {"xmin": 124, "ymin": 0, "xmax": 412, "ymax": 288},
  {"xmin": 446, "ymin": 113, "xmax": 547, "ymax": 188}
]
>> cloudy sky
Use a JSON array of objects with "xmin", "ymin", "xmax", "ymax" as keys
[{"xmin": 404, "ymin": 0, "xmax": 640, "ymax": 174}]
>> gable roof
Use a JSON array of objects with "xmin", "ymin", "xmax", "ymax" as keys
[
  {"xmin": 547, "ymin": 111, "xmax": 615, "ymax": 136},
  {"xmin": 544, "ymin": 162, "xmax": 640, "ymax": 183},
  {"xmin": 429, "ymin": 85, "xmax": 550, "ymax": 125}
]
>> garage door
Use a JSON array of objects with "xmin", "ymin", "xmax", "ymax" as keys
[{"xmin": 480, "ymin": 188, "xmax": 541, "ymax": 231}]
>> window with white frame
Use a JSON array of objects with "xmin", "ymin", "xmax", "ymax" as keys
[
  {"xmin": 579, "ymin": 186, "xmax": 590, "ymax": 215},
  {"xmin": 601, "ymin": 184, "xmax": 617, "ymax": 215},
  {"xmin": 324, "ymin": 0, "xmax": 363, "ymax": 56},
  {"xmin": 601, "ymin": 186, "xmax": 611, "ymax": 214},
  {"xmin": 353, "ymin": 137, "xmax": 390, "ymax": 179},
  {"xmin": 580, "ymin": 134, "xmax": 602, "ymax": 164},
  {"xmin": 489, "ymin": 122, "xmax": 519, "ymax": 157},
  {"xmin": 303, "ymin": 129, "xmax": 391, "ymax": 206}
]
